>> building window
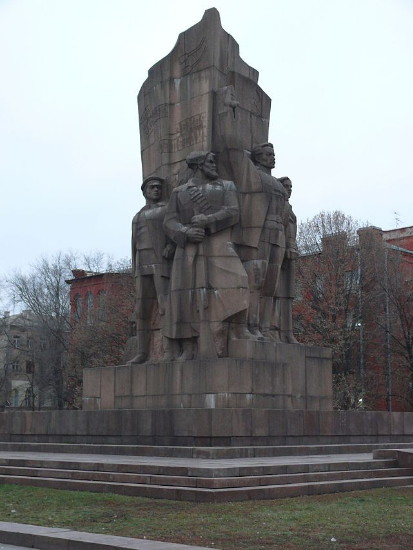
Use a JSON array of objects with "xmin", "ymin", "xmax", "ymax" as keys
[
  {"xmin": 74, "ymin": 294, "xmax": 82, "ymax": 321},
  {"xmin": 344, "ymin": 270, "xmax": 359, "ymax": 293},
  {"xmin": 86, "ymin": 292, "xmax": 94, "ymax": 325},
  {"xmin": 27, "ymin": 337, "xmax": 33, "ymax": 350},
  {"xmin": 11, "ymin": 389, "xmax": 19, "ymax": 407},
  {"xmin": 97, "ymin": 290, "xmax": 107, "ymax": 321},
  {"xmin": 24, "ymin": 387, "xmax": 35, "ymax": 408},
  {"xmin": 13, "ymin": 336, "xmax": 20, "ymax": 348},
  {"xmin": 315, "ymin": 276, "xmax": 324, "ymax": 297},
  {"xmin": 26, "ymin": 361, "xmax": 34, "ymax": 374},
  {"xmin": 11, "ymin": 361, "xmax": 20, "ymax": 372}
]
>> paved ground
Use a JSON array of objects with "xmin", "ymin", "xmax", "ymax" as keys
[{"xmin": 0, "ymin": 522, "xmax": 213, "ymax": 550}]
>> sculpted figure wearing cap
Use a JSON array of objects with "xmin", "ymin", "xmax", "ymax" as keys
[
  {"xmin": 162, "ymin": 151, "xmax": 254, "ymax": 360},
  {"xmin": 128, "ymin": 176, "xmax": 176, "ymax": 364}
]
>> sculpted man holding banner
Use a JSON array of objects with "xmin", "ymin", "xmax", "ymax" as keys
[
  {"xmin": 221, "ymin": 139, "xmax": 288, "ymax": 340},
  {"xmin": 162, "ymin": 151, "xmax": 254, "ymax": 360}
]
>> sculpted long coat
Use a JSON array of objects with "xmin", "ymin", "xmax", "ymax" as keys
[{"xmin": 163, "ymin": 178, "xmax": 249, "ymax": 339}]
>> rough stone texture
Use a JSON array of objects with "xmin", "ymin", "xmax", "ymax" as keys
[
  {"xmin": 83, "ymin": 344, "xmax": 332, "ymax": 411},
  {"xmin": 1, "ymin": 409, "xmax": 413, "ymax": 447},
  {"xmin": 138, "ymin": 8, "xmax": 269, "ymax": 186},
  {"xmin": 396, "ymin": 449, "xmax": 413, "ymax": 468}
]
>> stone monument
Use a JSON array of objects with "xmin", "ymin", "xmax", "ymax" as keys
[
  {"xmin": 83, "ymin": 7, "xmax": 333, "ymax": 419},
  {"xmin": 2, "ymin": 9, "xmax": 411, "ymax": 457}
]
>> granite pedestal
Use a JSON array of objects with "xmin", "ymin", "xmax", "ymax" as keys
[{"xmin": 83, "ymin": 344, "xmax": 332, "ymax": 412}]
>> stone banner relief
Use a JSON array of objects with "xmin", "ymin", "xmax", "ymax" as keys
[{"xmin": 131, "ymin": 8, "xmax": 299, "ymax": 364}]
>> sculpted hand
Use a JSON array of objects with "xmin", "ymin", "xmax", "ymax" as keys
[
  {"xmin": 162, "ymin": 243, "xmax": 176, "ymax": 260},
  {"xmin": 186, "ymin": 226, "xmax": 205, "ymax": 242},
  {"xmin": 191, "ymin": 214, "xmax": 208, "ymax": 228}
]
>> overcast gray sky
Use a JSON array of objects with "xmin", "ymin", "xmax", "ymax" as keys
[{"xmin": 1, "ymin": 0, "xmax": 412, "ymax": 279}]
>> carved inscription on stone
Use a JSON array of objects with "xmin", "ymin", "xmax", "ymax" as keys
[
  {"xmin": 140, "ymin": 103, "xmax": 169, "ymax": 137},
  {"xmin": 179, "ymin": 37, "xmax": 207, "ymax": 75},
  {"xmin": 160, "ymin": 113, "xmax": 206, "ymax": 153},
  {"xmin": 251, "ymin": 89, "xmax": 262, "ymax": 115}
]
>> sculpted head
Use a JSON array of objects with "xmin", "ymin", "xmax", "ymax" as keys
[
  {"xmin": 251, "ymin": 143, "xmax": 275, "ymax": 171},
  {"xmin": 186, "ymin": 151, "xmax": 218, "ymax": 180},
  {"xmin": 141, "ymin": 175, "xmax": 164, "ymax": 204},
  {"xmin": 279, "ymin": 176, "xmax": 292, "ymax": 199}
]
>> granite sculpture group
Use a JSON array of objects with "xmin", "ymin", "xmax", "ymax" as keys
[
  {"xmin": 84, "ymin": 8, "xmax": 333, "ymax": 413},
  {"xmin": 129, "ymin": 144, "xmax": 298, "ymax": 364}
]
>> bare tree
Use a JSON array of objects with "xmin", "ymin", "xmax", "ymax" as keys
[
  {"xmin": 3, "ymin": 252, "xmax": 133, "ymax": 410},
  {"xmin": 295, "ymin": 211, "xmax": 367, "ymax": 409},
  {"xmin": 295, "ymin": 213, "xmax": 413, "ymax": 411},
  {"xmin": 6, "ymin": 253, "xmax": 76, "ymax": 408},
  {"xmin": 359, "ymin": 228, "xmax": 413, "ymax": 410}
]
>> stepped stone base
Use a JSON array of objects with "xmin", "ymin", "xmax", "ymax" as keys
[
  {"xmin": 0, "ymin": 409, "xmax": 412, "ymax": 446},
  {"xmin": 83, "ymin": 343, "xmax": 333, "ymax": 411},
  {"xmin": 0, "ymin": 445, "xmax": 412, "ymax": 502}
]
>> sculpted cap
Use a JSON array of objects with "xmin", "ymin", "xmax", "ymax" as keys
[
  {"xmin": 185, "ymin": 151, "xmax": 211, "ymax": 169},
  {"xmin": 141, "ymin": 175, "xmax": 165, "ymax": 192}
]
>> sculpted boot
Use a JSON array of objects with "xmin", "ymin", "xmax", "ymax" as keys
[
  {"xmin": 279, "ymin": 298, "xmax": 299, "ymax": 344},
  {"xmin": 178, "ymin": 338, "xmax": 195, "ymax": 360},
  {"xmin": 211, "ymin": 322, "xmax": 229, "ymax": 358},
  {"xmin": 162, "ymin": 337, "xmax": 180, "ymax": 361},
  {"xmin": 127, "ymin": 351, "xmax": 148, "ymax": 365},
  {"xmin": 247, "ymin": 290, "xmax": 265, "ymax": 340},
  {"xmin": 229, "ymin": 310, "xmax": 259, "ymax": 340},
  {"xmin": 260, "ymin": 297, "xmax": 280, "ymax": 342}
]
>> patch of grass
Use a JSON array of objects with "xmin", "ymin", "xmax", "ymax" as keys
[{"xmin": 0, "ymin": 485, "xmax": 412, "ymax": 549}]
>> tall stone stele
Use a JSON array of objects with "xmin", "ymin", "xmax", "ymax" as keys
[
  {"xmin": 138, "ymin": 7, "xmax": 270, "ymax": 187},
  {"xmin": 83, "ymin": 8, "xmax": 333, "ymax": 416}
]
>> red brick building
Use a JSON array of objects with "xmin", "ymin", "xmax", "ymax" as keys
[
  {"xmin": 66, "ymin": 269, "xmax": 134, "ymax": 371},
  {"xmin": 294, "ymin": 225, "xmax": 413, "ymax": 412}
]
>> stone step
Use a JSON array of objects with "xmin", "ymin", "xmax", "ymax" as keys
[
  {"xmin": 0, "ymin": 465, "xmax": 411, "ymax": 489},
  {"xmin": 1, "ymin": 441, "xmax": 413, "ymax": 458},
  {"xmin": 0, "ymin": 455, "xmax": 400, "ymax": 477},
  {"xmin": 0, "ymin": 473, "xmax": 412, "ymax": 502}
]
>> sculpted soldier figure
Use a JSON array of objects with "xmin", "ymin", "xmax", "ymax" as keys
[
  {"xmin": 128, "ymin": 176, "xmax": 175, "ymax": 364},
  {"xmin": 221, "ymin": 141, "xmax": 288, "ymax": 339},
  {"xmin": 276, "ymin": 177, "xmax": 299, "ymax": 343},
  {"xmin": 163, "ymin": 151, "xmax": 253, "ymax": 360}
]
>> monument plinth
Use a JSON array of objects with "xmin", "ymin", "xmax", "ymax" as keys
[{"xmin": 83, "ymin": 345, "xmax": 333, "ymax": 412}]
